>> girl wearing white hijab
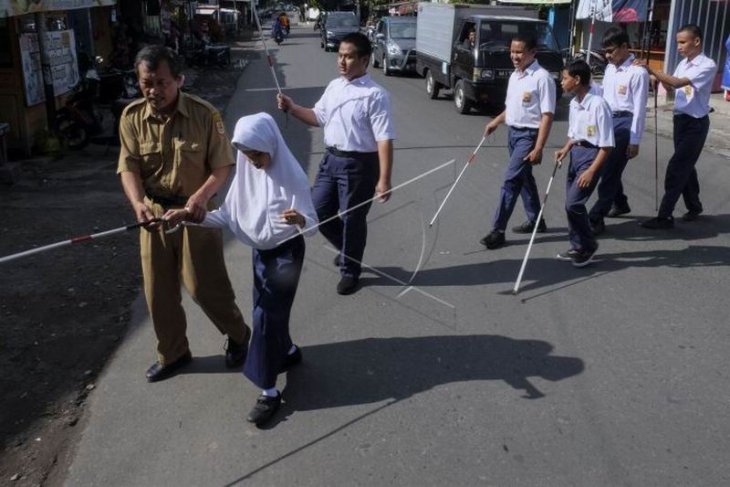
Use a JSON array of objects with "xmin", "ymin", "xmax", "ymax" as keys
[{"xmin": 165, "ymin": 112, "xmax": 317, "ymax": 425}]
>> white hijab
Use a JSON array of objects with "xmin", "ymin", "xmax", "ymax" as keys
[{"xmin": 202, "ymin": 112, "xmax": 318, "ymax": 250}]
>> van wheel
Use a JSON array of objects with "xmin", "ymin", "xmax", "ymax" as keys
[
  {"xmin": 425, "ymin": 70, "xmax": 440, "ymax": 99},
  {"xmin": 382, "ymin": 55, "xmax": 391, "ymax": 76},
  {"xmin": 453, "ymin": 80, "xmax": 472, "ymax": 114},
  {"xmin": 372, "ymin": 53, "xmax": 380, "ymax": 68}
]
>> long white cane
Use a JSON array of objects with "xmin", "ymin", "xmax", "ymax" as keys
[
  {"xmin": 428, "ymin": 135, "xmax": 488, "ymax": 227},
  {"xmin": 513, "ymin": 158, "xmax": 562, "ymax": 294}
]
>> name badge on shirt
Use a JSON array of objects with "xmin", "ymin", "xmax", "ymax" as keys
[
  {"xmin": 522, "ymin": 91, "xmax": 531, "ymax": 103},
  {"xmin": 586, "ymin": 125, "xmax": 596, "ymax": 137},
  {"xmin": 683, "ymin": 85, "xmax": 694, "ymax": 99},
  {"xmin": 617, "ymin": 85, "xmax": 628, "ymax": 96}
]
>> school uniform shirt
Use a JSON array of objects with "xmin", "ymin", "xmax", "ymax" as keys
[
  {"xmin": 201, "ymin": 113, "xmax": 318, "ymax": 250},
  {"xmin": 602, "ymin": 54, "xmax": 649, "ymax": 144},
  {"xmin": 673, "ymin": 53, "xmax": 717, "ymax": 118},
  {"xmin": 313, "ymin": 74, "xmax": 396, "ymax": 152},
  {"xmin": 505, "ymin": 59, "xmax": 556, "ymax": 129},
  {"xmin": 568, "ymin": 92, "xmax": 615, "ymax": 148}
]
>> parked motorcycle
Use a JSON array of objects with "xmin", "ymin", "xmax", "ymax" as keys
[
  {"xmin": 573, "ymin": 48, "xmax": 607, "ymax": 76},
  {"xmin": 55, "ymin": 55, "xmax": 103, "ymax": 150}
]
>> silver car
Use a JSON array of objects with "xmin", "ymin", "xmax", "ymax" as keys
[{"xmin": 371, "ymin": 17, "xmax": 417, "ymax": 76}]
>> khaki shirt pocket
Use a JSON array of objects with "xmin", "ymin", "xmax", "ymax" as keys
[
  {"xmin": 174, "ymin": 139, "xmax": 205, "ymax": 170},
  {"xmin": 139, "ymin": 141, "xmax": 162, "ymax": 175}
]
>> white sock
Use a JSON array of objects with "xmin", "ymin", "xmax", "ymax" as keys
[
  {"xmin": 288, "ymin": 345, "xmax": 297, "ymax": 355},
  {"xmin": 262, "ymin": 388, "xmax": 279, "ymax": 397}
]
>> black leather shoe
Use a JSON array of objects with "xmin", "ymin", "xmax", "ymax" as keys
[
  {"xmin": 336, "ymin": 276, "xmax": 359, "ymax": 295},
  {"xmin": 246, "ymin": 393, "xmax": 282, "ymax": 425},
  {"xmin": 640, "ymin": 216, "xmax": 674, "ymax": 229},
  {"xmin": 479, "ymin": 230, "xmax": 505, "ymax": 249},
  {"xmin": 225, "ymin": 337, "xmax": 248, "ymax": 368},
  {"xmin": 512, "ymin": 219, "xmax": 547, "ymax": 234},
  {"xmin": 682, "ymin": 210, "xmax": 702, "ymax": 221},
  {"xmin": 281, "ymin": 346, "xmax": 302, "ymax": 372},
  {"xmin": 145, "ymin": 351, "xmax": 192, "ymax": 382},
  {"xmin": 607, "ymin": 203, "xmax": 631, "ymax": 218}
]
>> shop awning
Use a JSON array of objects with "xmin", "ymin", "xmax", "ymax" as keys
[
  {"xmin": 0, "ymin": 0, "xmax": 116, "ymax": 18},
  {"xmin": 576, "ymin": 0, "xmax": 650, "ymax": 22}
]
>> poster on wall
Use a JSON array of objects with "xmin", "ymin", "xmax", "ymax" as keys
[{"xmin": 19, "ymin": 30, "xmax": 80, "ymax": 106}]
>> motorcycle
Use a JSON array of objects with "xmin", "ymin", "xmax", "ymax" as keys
[
  {"xmin": 573, "ymin": 48, "xmax": 608, "ymax": 76},
  {"xmin": 274, "ymin": 29, "xmax": 284, "ymax": 45},
  {"xmin": 55, "ymin": 55, "xmax": 103, "ymax": 150}
]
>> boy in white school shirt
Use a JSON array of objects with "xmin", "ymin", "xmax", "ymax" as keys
[{"xmin": 554, "ymin": 61, "xmax": 614, "ymax": 267}]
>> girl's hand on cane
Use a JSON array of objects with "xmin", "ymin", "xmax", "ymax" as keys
[{"xmin": 162, "ymin": 208, "xmax": 192, "ymax": 227}]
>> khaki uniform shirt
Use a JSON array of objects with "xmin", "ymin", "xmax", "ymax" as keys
[{"xmin": 117, "ymin": 91, "xmax": 234, "ymax": 200}]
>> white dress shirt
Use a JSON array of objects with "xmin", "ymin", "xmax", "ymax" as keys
[
  {"xmin": 673, "ymin": 53, "xmax": 717, "ymax": 118},
  {"xmin": 505, "ymin": 60, "xmax": 556, "ymax": 129},
  {"xmin": 313, "ymin": 74, "xmax": 396, "ymax": 152},
  {"xmin": 602, "ymin": 54, "xmax": 649, "ymax": 144},
  {"xmin": 568, "ymin": 92, "xmax": 615, "ymax": 148},
  {"xmin": 201, "ymin": 113, "xmax": 318, "ymax": 250}
]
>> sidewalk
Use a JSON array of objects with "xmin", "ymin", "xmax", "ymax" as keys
[{"xmin": 651, "ymin": 92, "xmax": 730, "ymax": 158}]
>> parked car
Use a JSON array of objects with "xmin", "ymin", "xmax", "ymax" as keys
[
  {"xmin": 371, "ymin": 17, "xmax": 417, "ymax": 76},
  {"xmin": 416, "ymin": 3, "xmax": 564, "ymax": 114},
  {"xmin": 320, "ymin": 11, "xmax": 359, "ymax": 52}
]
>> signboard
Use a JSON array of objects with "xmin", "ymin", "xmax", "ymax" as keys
[
  {"xmin": 0, "ymin": 1, "xmax": 116, "ymax": 18},
  {"xmin": 19, "ymin": 30, "xmax": 79, "ymax": 106}
]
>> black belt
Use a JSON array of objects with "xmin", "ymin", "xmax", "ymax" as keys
[
  {"xmin": 146, "ymin": 193, "xmax": 189, "ymax": 208},
  {"xmin": 326, "ymin": 146, "xmax": 377, "ymax": 158},
  {"xmin": 612, "ymin": 110, "xmax": 633, "ymax": 118},
  {"xmin": 574, "ymin": 140, "xmax": 598, "ymax": 149}
]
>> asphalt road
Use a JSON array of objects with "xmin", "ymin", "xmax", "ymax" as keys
[{"xmin": 65, "ymin": 25, "xmax": 730, "ymax": 486}]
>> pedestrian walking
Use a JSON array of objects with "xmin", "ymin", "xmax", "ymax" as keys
[
  {"xmin": 480, "ymin": 34, "xmax": 556, "ymax": 250},
  {"xmin": 554, "ymin": 60, "xmax": 614, "ymax": 267},
  {"xmin": 277, "ymin": 32, "xmax": 395, "ymax": 295},
  {"xmin": 165, "ymin": 113, "xmax": 318, "ymax": 426},
  {"xmin": 636, "ymin": 24, "xmax": 718, "ymax": 229},
  {"xmin": 118, "ymin": 45, "xmax": 250, "ymax": 382},
  {"xmin": 588, "ymin": 27, "xmax": 649, "ymax": 235}
]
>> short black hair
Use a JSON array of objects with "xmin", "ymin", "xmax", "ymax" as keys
[
  {"xmin": 341, "ymin": 32, "xmax": 372, "ymax": 58},
  {"xmin": 602, "ymin": 27, "xmax": 629, "ymax": 48},
  {"xmin": 512, "ymin": 34, "xmax": 537, "ymax": 51},
  {"xmin": 135, "ymin": 45, "xmax": 184, "ymax": 78},
  {"xmin": 566, "ymin": 60, "xmax": 591, "ymax": 87},
  {"xmin": 678, "ymin": 24, "xmax": 703, "ymax": 43}
]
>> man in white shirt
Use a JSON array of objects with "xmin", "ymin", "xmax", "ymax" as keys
[
  {"xmin": 278, "ymin": 32, "xmax": 395, "ymax": 294},
  {"xmin": 480, "ymin": 34, "xmax": 556, "ymax": 250},
  {"xmin": 636, "ymin": 24, "xmax": 717, "ymax": 229},
  {"xmin": 554, "ymin": 60, "xmax": 614, "ymax": 267},
  {"xmin": 588, "ymin": 27, "xmax": 649, "ymax": 235}
]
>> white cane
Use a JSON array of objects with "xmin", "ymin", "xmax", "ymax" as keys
[
  {"xmin": 513, "ymin": 158, "xmax": 562, "ymax": 295},
  {"xmin": 428, "ymin": 135, "xmax": 487, "ymax": 227}
]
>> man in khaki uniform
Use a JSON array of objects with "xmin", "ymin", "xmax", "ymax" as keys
[{"xmin": 118, "ymin": 45, "xmax": 250, "ymax": 382}]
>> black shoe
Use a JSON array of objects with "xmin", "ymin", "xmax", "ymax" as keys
[
  {"xmin": 590, "ymin": 218, "xmax": 606, "ymax": 236},
  {"xmin": 336, "ymin": 276, "xmax": 359, "ymax": 295},
  {"xmin": 640, "ymin": 216, "xmax": 674, "ymax": 229},
  {"xmin": 145, "ymin": 351, "xmax": 192, "ymax": 382},
  {"xmin": 282, "ymin": 346, "xmax": 302, "ymax": 371},
  {"xmin": 225, "ymin": 337, "xmax": 248, "ymax": 368},
  {"xmin": 512, "ymin": 219, "xmax": 547, "ymax": 234},
  {"xmin": 479, "ymin": 230, "xmax": 505, "ymax": 249},
  {"xmin": 246, "ymin": 393, "xmax": 282, "ymax": 425},
  {"xmin": 556, "ymin": 249, "xmax": 580, "ymax": 262},
  {"xmin": 607, "ymin": 203, "xmax": 631, "ymax": 218},
  {"xmin": 682, "ymin": 210, "xmax": 702, "ymax": 221},
  {"xmin": 571, "ymin": 246, "xmax": 598, "ymax": 268}
]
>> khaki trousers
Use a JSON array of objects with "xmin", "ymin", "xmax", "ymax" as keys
[{"xmin": 140, "ymin": 215, "xmax": 249, "ymax": 364}]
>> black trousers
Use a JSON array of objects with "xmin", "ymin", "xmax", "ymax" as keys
[{"xmin": 658, "ymin": 114, "xmax": 709, "ymax": 218}]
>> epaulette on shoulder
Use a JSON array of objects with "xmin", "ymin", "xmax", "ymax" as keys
[
  {"xmin": 121, "ymin": 97, "xmax": 147, "ymax": 116},
  {"xmin": 184, "ymin": 92, "xmax": 218, "ymax": 114}
]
